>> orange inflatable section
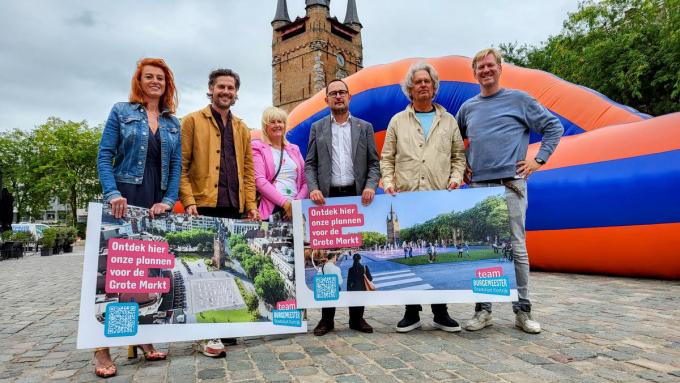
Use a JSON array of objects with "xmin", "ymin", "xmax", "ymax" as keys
[
  {"xmin": 527, "ymin": 223, "xmax": 680, "ymax": 279},
  {"xmin": 528, "ymin": 112, "xmax": 680, "ymax": 170}
]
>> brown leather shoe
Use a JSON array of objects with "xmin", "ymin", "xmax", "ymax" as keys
[
  {"xmin": 349, "ymin": 319, "xmax": 374, "ymax": 333},
  {"xmin": 313, "ymin": 321, "xmax": 333, "ymax": 336}
]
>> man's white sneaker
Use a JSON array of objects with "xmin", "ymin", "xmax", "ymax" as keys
[
  {"xmin": 463, "ymin": 310, "xmax": 492, "ymax": 331},
  {"xmin": 515, "ymin": 311, "xmax": 541, "ymax": 334},
  {"xmin": 196, "ymin": 339, "xmax": 226, "ymax": 357}
]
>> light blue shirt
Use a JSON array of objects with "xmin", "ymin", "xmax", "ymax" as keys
[{"xmin": 415, "ymin": 111, "xmax": 436, "ymax": 140}]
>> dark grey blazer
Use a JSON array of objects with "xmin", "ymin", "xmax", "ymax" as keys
[{"xmin": 304, "ymin": 115, "xmax": 381, "ymax": 197}]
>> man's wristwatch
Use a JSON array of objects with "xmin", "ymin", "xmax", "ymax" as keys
[{"xmin": 535, "ymin": 157, "xmax": 546, "ymax": 165}]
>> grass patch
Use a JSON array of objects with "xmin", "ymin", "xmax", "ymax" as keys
[
  {"xmin": 178, "ymin": 253, "xmax": 209, "ymax": 262},
  {"xmin": 391, "ymin": 249, "xmax": 498, "ymax": 266},
  {"xmin": 195, "ymin": 308, "xmax": 254, "ymax": 323}
]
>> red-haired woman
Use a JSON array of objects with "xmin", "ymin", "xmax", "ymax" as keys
[{"xmin": 95, "ymin": 58, "xmax": 180, "ymax": 378}]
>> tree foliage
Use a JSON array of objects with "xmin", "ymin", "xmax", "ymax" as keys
[
  {"xmin": 360, "ymin": 231, "xmax": 386, "ymax": 248},
  {"xmin": 228, "ymin": 233, "xmax": 246, "ymax": 249},
  {"xmin": 254, "ymin": 265, "xmax": 286, "ymax": 306},
  {"xmin": 0, "ymin": 129, "xmax": 51, "ymax": 221},
  {"xmin": 231, "ymin": 243, "xmax": 255, "ymax": 261},
  {"xmin": 242, "ymin": 254, "xmax": 272, "ymax": 280},
  {"xmin": 500, "ymin": 0, "xmax": 680, "ymax": 116},
  {"xmin": 31, "ymin": 118, "xmax": 101, "ymax": 223},
  {"xmin": 166, "ymin": 229, "xmax": 215, "ymax": 251},
  {"xmin": 400, "ymin": 196, "xmax": 510, "ymax": 244}
]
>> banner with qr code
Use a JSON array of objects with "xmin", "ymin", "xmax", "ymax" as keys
[
  {"xmin": 292, "ymin": 187, "xmax": 519, "ymax": 308},
  {"xmin": 76, "ymin": 203, "xmax": 306, "ymax": 349}
]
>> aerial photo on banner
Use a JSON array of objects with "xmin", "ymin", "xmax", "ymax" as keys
[
  {"xmin": 77, "ymin": 203, "xmax": 305, "ymax": 349},
  {"xmin": 293, "ymin": 187, "xmax": 519, "ymax": 308}
]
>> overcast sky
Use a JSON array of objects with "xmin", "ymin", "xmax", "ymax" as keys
[{"xmin": 0, "ymin": 0, "xmax": 580, "ymax": 132}]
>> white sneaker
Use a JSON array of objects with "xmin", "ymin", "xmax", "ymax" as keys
[
  {"xmin": 196, "ymin": 339, "xmax": 226, "ymax": 357},
  {"xmin": 515, "ymin": 311, "xmax": 541, "ymax": 334},
  {"xmin": 463, "ymin": 310, "xmax": 493, "ymax": 331}
]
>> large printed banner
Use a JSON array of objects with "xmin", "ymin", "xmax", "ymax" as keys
[
  {"xmin": 293, "ymin": 187, "xmax": 518, "ymax": 308},
  {"xmin": 77, "ymin": 203, "xmax": 306, "ymax": 349}
]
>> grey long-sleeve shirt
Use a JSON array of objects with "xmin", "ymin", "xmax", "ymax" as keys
[{"xmin": 456, "ymin": 88, "xmax": 564, "ymax": 182}]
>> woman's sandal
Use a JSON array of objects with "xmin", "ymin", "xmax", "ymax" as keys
[
  {"xmin": 94, "ymin": 349, "xmax": 117, "ymax": 378},
  {"xmin": 128, "ymin": 345, "xmax": 167, "ymax": 361}
]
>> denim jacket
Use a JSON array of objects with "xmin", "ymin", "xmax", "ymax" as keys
[{"xmin": 97, "ymin": 102, "xmax": 182, "ymax": 207}]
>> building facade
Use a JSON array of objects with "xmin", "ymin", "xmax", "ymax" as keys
[
  {"xmin": 386, "ymin": 204, "xmax": 400, "ymax": 245},
  {"xmin": 271, "ymin": 0, "xmax": 363, "ymax": 112}
]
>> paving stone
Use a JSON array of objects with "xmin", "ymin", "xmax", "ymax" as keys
[
  {"xmin": 628, "ymin": 359, "xmax": 678, "ymax": 373},
  {"xmin": 289, "ymin": 366, "xmax": 318, "ymax": 376},
  {"xmin": 335, "ymin": 376, "xmax": 365, "ymax": 383},
  {"xmin": 197, "ymin": 368, "xmax": 226, "ymax": 380},
  {"xmin": 375, "ymin": 357, "xmax": 406, "ymax": 370},
  {"xmin": 322, "ymin": 363, "xmax": 351, "ymax": 376},
  {"xmin": 361, "ymin": 374, "xmax": 399, "ymax": 383},
  {"xmin": 541, "ymin": 363, "xmax": 582, "ymax": 376},
  {"xmin": 514, "ymin": 353, "xmax": 554, "ymax": 365},
  {"xmin": 352, "ymin": 343, "xmax": 378, "ymax": 351},
  {"xmin": 635, "ymin": 371, "xmax": 679, "ymax": 383},
  {"xmin": 262, "ymin": 371, "xmax": 293, "ymax": 382},
  {"xmin": 225, "ymin": 360, "xmax": 252, "ymax": 372},
  {"xmin": 278, "ymin": 352, "xmax": 305, "ymax": 361}
]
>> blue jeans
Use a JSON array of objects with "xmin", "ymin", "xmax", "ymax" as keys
[{"xmin": 470, "ymin": 178, "xmax": 531, "ymax": 313}]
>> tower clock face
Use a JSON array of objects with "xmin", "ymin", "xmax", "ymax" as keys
[{"xmin": 336, "ymin": 53, "xmax": 345, "ymax": 67}]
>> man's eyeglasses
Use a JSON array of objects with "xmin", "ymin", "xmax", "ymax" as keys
[{"xmin": 327, "ymin": 90, "xmax": 348, "ymax": 98}]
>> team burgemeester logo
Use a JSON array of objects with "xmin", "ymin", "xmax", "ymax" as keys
[{"xmin": 472, "ymin": 267, "xmax": 510, "ymax": 296}]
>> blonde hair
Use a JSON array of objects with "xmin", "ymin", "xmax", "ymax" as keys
[
  {"xmin": 260, "ymin": 106, "xmax": 289, "ymax": 145},
  {"xmin": 472, "ymin": 48, "xmax": 503, "ymax": 70},
  {"xmin": 401, "ymin": 61, "xmax": 440, "ymax": 102}
]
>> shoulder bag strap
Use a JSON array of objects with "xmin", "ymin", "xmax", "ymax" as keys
[{"xmin": 270, "ymin": 145, "xmax": 285, "ymax": 183}]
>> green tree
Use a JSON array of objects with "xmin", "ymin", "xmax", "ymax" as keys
[
  {"xmin": 500, "ymin": 0, "xmax": 680, "ymax": 116},
  {"xmin": 242, "ymin": 255, "xmax": 272, "ymax": 280},
  {"xmin": 360, "ymin": 231, "xmax": 386, "ymax": 248},
  {"xmin": 228, "ymin": 233, "xmax": 246, "ymax": 249},
  {"xmin": 244, "ymin": 292, "xmax": 259, "ymax": 316},
  {"xmin": 32, "ymin": 118, "xmax": 101, "ymax": 224},
  {"xmin": 231, "ymin": 243, "xmax": 254, "ymax": 261},
  {"xmin": 0, "ymin": 130, "xmax": 50, "ymax": 221},
  {"xmin": 254, "ymin": 265, "xmax": 286, "ymax": 306}
]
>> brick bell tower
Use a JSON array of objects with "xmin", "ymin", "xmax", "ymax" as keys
[{"xmin": 271, "ymin": 0, "xmax": 363, "ymax": 113}]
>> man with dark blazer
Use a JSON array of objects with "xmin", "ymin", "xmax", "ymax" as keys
[{"xmin": 304, "ymin": 79, "xmax": 380, "ymax": 336}]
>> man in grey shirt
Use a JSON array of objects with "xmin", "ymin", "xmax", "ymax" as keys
[{"xmin": 456, "ymin": 48, "xmax": 563, "ymax": 334}]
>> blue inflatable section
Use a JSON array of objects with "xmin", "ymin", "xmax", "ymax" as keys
[
  {"xmin": 527, "ymin": 149, "xmax": 680, "ymax": 231},
  {"xmin": 287, "ymin": 82, "xmax": 586, "ymax": 159}
]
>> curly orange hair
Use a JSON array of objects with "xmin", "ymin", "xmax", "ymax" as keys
[{"xmin": 129, "ymin": 58, "xmax": 178, "ymax": 114}]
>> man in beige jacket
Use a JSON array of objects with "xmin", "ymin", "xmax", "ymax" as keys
[{"xmin": 380, "ymin": 61, "xmax": 466, "ymax": 333}]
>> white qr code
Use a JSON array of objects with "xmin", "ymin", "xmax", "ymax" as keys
[
  {"xmin": 105, "ymin": 303, "xmax": 138, "ymax": 337},
  {"xmin": 314, "ymin": 275, "xmax": 339, "ymax": 300}
]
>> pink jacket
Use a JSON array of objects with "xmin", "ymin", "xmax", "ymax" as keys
[{"xmin": 251, "ymin": 139, "xmax": 308, "ymax": 220}]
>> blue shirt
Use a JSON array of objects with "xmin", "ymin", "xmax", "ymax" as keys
[
  {"xmin": 97, "ymin": 102, "xmax": 182, "ymax": 207},
  {"xmin": 415, "ymin": 111, "xmax": 436, "ymax": 140}
]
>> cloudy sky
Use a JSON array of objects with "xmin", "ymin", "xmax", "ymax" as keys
[{"xmin": 0, "ymin": 0, "xmax": 580, "ymax": 132}]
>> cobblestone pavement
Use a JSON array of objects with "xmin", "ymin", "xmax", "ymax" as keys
[{"xmin": 1, "ymin": 247, "xmax": 679, "ymax": 383}]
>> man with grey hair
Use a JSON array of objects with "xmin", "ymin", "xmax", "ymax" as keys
[
  {"xmin": 381, "ymin": 61, "xmax": 466, "ymax": 333},
  {"xmin": 457, "ymin": 48, "xmax": 563, "ymax": 334}
]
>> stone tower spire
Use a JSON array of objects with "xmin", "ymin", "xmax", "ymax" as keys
[
  {"xmin": 272, "ymin": 0, "xmax": 291, "ymax": 25},
  {"xmin": 305, "ymin": 0, "xmax": 330, "ymax": 9},
  {"xmin": 344, "ymin": 0, "xmax": 362, "ymax": 28}
]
